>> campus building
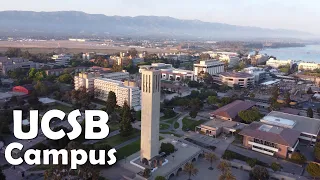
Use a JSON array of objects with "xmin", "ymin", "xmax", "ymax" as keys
[
  {"xmin": 195, "ymin": 118, "xmax": 244, "ymax": 137},
  {"xmin": 209, "ymin": 100, "xmax": 256, "ymax": 121},
  {"xmin": 217, "ymin": 53, "xmax": 240, "ymax": 68},
  {"xmin": 140, "ymin": 63, "xmax": 196, "ymax": 81},
  {"xmin": 298, "ymin": 62, "xmax": 320, "ymax": 71},
  {"xmin": 0, "ymin": 57, "xmax": 41, "ymax": 75},
  {"xmin": 160, "ymin": 68, "xmax": 196, "ymax": 81},
  {"xmin": 139, "ymin": 63, "xmax": 173, "ymax": 73},
  {"xmin": 266, "ymin": 58, "xmax": 293, "ymax": 68},
  {"xmin": 94, "ymin": 78, "xmax": 141, "ymax": 110},
  {"xmin": 220, "ymin": 72, "xmax": 254, "ymax": 88},
  {"xmin": 250, "ymin": 54, "xmax": 269, "ymax": 65},
  {"xmin": 100, "ymin": 71, "xmax": 130, "ymax": 81},
  {"xmin": 260, "ymin": 111, "xmax": 320, "ymax": 143},
  {"xmin": 193, "ymin": 60, "xmax": 225, "ymax": 76},
  {"xmin": 74, "ymin": 72, "xmax": 100, "ymax": 92},
  {"xmin": 243, "ymin": 67, "xmax": 267, "ymax": 83},
  {"xmin": 46, "ymin": 67, "xmax": 88, "ymax": 76},
  {"xmin": 52, "ymin": 54, "xmax": 72, "ymax": 66},
  {"xmin": 239, "ymin": 122, "xmax": 300, "ymax": 158}
]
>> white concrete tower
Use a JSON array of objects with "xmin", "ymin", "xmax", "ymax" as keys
[{"xmin": 140, "ymin": 69, "xmax": 161, "ymax": 161}]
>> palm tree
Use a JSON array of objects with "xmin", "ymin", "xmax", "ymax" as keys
[
  {"xmin": 205, "ymin": 152, "xmax": 217, "ymax": 170},
  {"xmin": 217, "ymin": 160, "xmax": 231, "ymax": 173},
  {"xmin": 183, "ymin": 162, "xmax": 198, "ymax": 180},
  {"xmin": 219, "ymin": 170, "xmax": 236, "ymax": 180}
]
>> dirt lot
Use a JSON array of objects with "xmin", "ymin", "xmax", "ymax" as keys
[{"xmin": 0, "ymin": 40, "xmax": 177, "ymax": 54}]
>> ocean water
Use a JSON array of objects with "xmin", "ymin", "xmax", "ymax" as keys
[{"xmin": 257, "ymin": 44, "xmax": 320, "ymax": 63}]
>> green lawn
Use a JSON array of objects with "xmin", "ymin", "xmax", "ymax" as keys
[
  {"xmin": 108, "ymin": 122, "xmax": 120, "ymax": 132},
  {"xmin": 182, "ymin": 118, "xmax": 207, "ymax": 131},
  {"xmin": 165, "ymin": 118, "xmax": 176, "ymax": 124},
  {"xmin": 116, "ymin": 136, "xmax": 163, "ymax": 159},
  {"xmin": 174, "ymin": 122, "xmax": 180, "ymax": 129},
  {"xmin": 51, "ymin": 104, "xmax": 73, "ymax": 113},
  {"xmin": 96, "ymin": 129, "xmax": 140, "ymax": 147},
  {"xmin": 116, "ymin": 139, "xmax": 141, "ymax": 159},
  {"xmin": 160, "ymin": 123, "xmax": 170, "ymax": 130},
  {"xmin": 160, "ymin": 113, "xmax": 179, "ymax": 121}
]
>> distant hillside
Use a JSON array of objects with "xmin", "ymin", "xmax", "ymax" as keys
[{"xmin": 0, "ymin": 11, "xmax": 314, "ymax": 39}]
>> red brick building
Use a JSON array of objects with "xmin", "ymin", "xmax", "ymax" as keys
[{"xmin": 239, "ymin": 122, "xmax": 300, "ymax": 158}]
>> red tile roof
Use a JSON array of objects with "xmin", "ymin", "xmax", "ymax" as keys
[
  {"xmin": 210, "ymin": 100, "xmax": 256, "ymax": 119},
  {"xmin": 239, "ymin": 122, "xmax": 300, "ymax": 147}
]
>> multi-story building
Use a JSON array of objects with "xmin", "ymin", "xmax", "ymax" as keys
[
  {"xmin": 260, "ymin": 111, "xmax": 320, "ymax": 143},
  {"xmin": 239, "ymin": 122, "xmax": 300, "ymax": 158},
  {"xmin": 218, "ymin": 53, "xmax": 240, "ymax": 68},
  {"xmin": 94, "ymin": 78, "xmax": 141, "ymax": 110},
  {"xmin": 0, "ymin": 57, "xmax": 40, "ymax": 75},
  {"xmin": 100, "ymin": 71, "xmax": 130, "ymax": 81},
  {"xmin": 250, "ymin": 54, "xmax": 269, "ymax": 65},
  {"xmin": 139, "ymin": 63, "xmax": 173, "ymax": 73},
  {"xmin": 52, "ymin": 54, "xmax": 72, "ymax": 66},
  {"xmin": 139, "ymin": 63, "xmax": 195, "ymax": 81},
  {"xmin": 220, "ymin": 72, "xmax": 254, "ymax": 88},
  {"xmin": 74, "ymin": 72, "xmax": 100, "ymax": 92},
  {"xmin": 193, "ymin": 60, "xmax": 225, "ymax": 76},
  {"xmin": 266, "ymin": 58, "xmax": 293, "ymax": 68},
  {"xmin": 298, "ymin": 62, "xmax": 320, "ymax": 71},
  {"xmin": 46, "ymin": 67, "xmax": 88, "ymax": 76},
  {"xmin": 82, "ymin": 52, "xmax": 95, "ymax": 60},
  {"xmin": 160, "ymin": 68, "xmax": 196, "ymax": 81},
  {"xmin": 243, "ymin": 67, "xmax": 267, "ymax": 83}
]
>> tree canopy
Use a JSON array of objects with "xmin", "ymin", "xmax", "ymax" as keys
[
  {"xmin": 105, "ymin": 91, "xmax": 117, "ymax": 115},
  {"xmin": 249, "ymin": 166, "xmax": 269, "ymax": 180},
  {"xmin": 306, "ymin": 162, "xmax": 320, "ymax": 178},
  {"xmin": 238, "ymin": 108, "xmax": 262, "ymax": 123},
  {"xmin": 119, "ymin": 101, "xmax": 133, "ymax": 137}
]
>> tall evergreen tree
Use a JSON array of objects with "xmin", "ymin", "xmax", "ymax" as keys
[
  {"xmin": 119, "ymin": 101, "xmax": 133, "ymax": 137},
  {"xmin": 106, "ymin": 91, "xmax": 117, "ymax": 115}
]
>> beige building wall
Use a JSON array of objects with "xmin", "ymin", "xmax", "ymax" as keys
[{"xmin": 140, "ymin": 69, "xmax": 161, "ymax": 160}]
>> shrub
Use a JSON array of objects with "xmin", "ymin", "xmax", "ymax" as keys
[
  {"xmin": 246, "ymin": 158, "xmax": 257, "ymax": 167},
  {"xmin": 249, "ymin": 166, "xmax": 269, "ymax": 180},
  {"xmin": 160, "ymin": 142, "xmax": 175, "ymax": 155},
  {"xmin": 290, "ymin": 152, "xmax": 306, "ymax": 164},
  {"xmin": 271, "ymin": 162, "xmax": 282, "ymax": 171}
]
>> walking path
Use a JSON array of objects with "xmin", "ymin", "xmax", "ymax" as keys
[
  {"xmin": 176, "ymin": 113, "xmax": 188, "ymax": 131},
  {"xmin": 228, "ymin": 144, "xmax": 304, "ymax": 175}
]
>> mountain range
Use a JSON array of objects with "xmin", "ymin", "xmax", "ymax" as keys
[{"xmin": 0, "ymin": 11, "xmax": 314, "ymax": 39}]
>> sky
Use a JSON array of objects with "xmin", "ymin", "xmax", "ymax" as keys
[{"xmin": 1, "ymin": 0, "xmax": 320, "ymax": 34}]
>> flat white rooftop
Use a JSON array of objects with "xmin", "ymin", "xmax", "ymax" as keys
[
  {"xmin": 261, "ymin": 111, "xmax": 320, "ymax": 136},
  {"xmin": 260, "ymin": 79, "xmax": 280, "ymax": 86},
  {"xmin": 261, "ymin": 115, "xmax": 296, "ymax": 129}
]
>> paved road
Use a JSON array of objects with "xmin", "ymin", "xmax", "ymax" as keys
[{"xmin": 228, "ymin": 144, "xmax": 304, "ymax": 175}]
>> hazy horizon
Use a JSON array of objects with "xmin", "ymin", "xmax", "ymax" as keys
[{"xmin": 1, "ymin": 0, "xmax": 320, "ymax": 35}]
